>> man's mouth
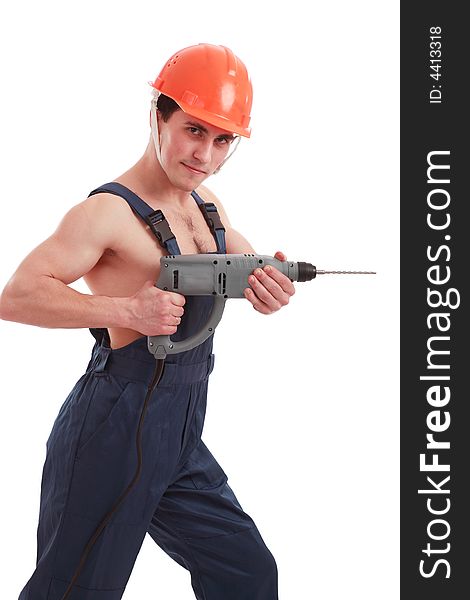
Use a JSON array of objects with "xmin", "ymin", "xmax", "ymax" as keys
[{"xmin": 181, "ymin": 163, "xmax": 207, "ymax": 175}]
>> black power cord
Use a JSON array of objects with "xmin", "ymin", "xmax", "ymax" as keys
[{"xmin": 60, "ymin": 358, "xmax": 166, "ymax": 600}]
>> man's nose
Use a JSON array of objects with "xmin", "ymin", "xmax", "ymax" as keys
[{"xmin": 193, "ymin": 140, "xmax": 212, "ymax": 163}]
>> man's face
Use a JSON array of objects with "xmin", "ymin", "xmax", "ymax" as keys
[{"xmin": 157, "ymin": 109, "xmax": 236, "ymax": 190}]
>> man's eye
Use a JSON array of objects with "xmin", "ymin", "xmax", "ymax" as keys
[
  {"xmin": 188, "ymin": 127, "xmax": 201, "ymax": 135},
  {"xmin": 215, "ymin": 137, "xmax": 230, "ymax": 145}
]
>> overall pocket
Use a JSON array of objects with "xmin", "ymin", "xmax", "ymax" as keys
[{"xmin": 75, "ymin": 374, "xmax": 133, "ymax": 460}]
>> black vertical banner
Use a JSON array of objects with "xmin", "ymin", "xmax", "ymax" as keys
[{"xmin": 401, "ymin": 3, "xmax": 468, "ymax": 599}]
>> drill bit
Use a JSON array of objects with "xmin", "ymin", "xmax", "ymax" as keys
[
  {"xmin": 295, "ymin": 262, "xmax": 375, "ymax": 281},
  {"xmin": 316, "ymin": 269, "xmax": 376, "ymax": 275}
]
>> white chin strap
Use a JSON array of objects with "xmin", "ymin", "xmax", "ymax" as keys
[
  {"xmin": 213, "ymin": 135, "xmax": 241, "ymax": 174},
  {"xmin": 150, "ymin": 90, "xmax": 163, "ymax": 166},
  {"xmin": 150, "ymin": 88, "xmax": 241, "ymax": 175}
]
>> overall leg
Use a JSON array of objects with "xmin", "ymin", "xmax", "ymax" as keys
[
  {"xmin": 148, "ymin": 440, "xmax": 278, "ymax": 600},
  {"xmin": 19, "ymin": 361, "xmax": 190, "ymax": 600}
]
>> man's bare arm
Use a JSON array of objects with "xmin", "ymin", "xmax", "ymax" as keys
[{"xmin": 0, "ymin": 197, "xmax": 185, "ymax": 334}]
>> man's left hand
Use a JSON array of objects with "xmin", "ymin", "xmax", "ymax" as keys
[{"xmin": 243, "ymin": 251, "xmax": 296, "ymax": 315}]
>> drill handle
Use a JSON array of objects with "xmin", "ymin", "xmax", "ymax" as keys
[{"xmin": 147, "ymin": 296, "xmax": 227, "ymax": 359}]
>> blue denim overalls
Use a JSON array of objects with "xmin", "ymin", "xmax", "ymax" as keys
[{"xmin": 19, "ymin": 183, "xmax": 278, "ymax": 600}]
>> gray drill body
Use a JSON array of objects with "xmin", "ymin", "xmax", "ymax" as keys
[
  {"xmin": 148, "ymin": 254, "xmax": 309, "ymax": 358},
  {"xmin": 157, "ymin": 253, "xmax": 306, "ymax": 297}
]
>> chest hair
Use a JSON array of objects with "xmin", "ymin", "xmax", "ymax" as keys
[{"xmin": 166, "ymin": 209, "xmax": 216, "ymax": 253}]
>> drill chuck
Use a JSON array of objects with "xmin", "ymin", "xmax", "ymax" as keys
[{"xmin": 296, "ymin": 262, "xmax": 317, "ymax": 282}]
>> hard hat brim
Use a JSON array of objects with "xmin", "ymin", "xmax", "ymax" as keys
[{"xmin": 175, "ymin": 99, "xmax": 251, "ymax": 138}]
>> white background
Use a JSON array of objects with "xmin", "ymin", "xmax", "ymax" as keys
[{"xmin": 0, "ymin": 1, "xmax": 399, "ymax": 598}]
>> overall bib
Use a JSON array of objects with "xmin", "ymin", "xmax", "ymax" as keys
[{"xmin": 19, "ymin": 183, "xmax": 278, "ymax": 600}]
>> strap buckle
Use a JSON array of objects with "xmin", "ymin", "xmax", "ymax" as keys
[
  {"xmin": 145, "ymin": 210, "xmax": 175, "ymax": 247},
  {"xmin": 199, "ymin": 202, "xmax": 225, "ymax": 233}
]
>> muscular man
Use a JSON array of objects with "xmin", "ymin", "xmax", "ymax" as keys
[{"xmin": 0, "ymin": 44, "xmax": 295, "ymax": 600}]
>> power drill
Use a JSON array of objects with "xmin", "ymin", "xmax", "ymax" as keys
[{"xmin": 148, "ymin": 253, "xmax": 375, "ymax": 358}]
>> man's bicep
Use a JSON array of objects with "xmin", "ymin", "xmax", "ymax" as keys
[
  {"xmin": 14, "ymin": 203, "xmax": 110, "ymax": 285},
  {"xmin": 225, "ymin": 227, "xmax": 256, "ymax": 254}
]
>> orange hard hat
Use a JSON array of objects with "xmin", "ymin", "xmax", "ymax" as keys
[{"xmin": 151, "ymin": 43, "xmax": 253, "ymax": 138}]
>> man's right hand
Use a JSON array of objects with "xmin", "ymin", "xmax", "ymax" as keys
[{"xmin": 127, "ymin": 281, "xmax": 185, "ymax": 336}]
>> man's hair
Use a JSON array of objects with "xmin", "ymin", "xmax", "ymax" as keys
[{"xmin": 157, "ymin": 94, "xmax": 180, "ymax": 122}]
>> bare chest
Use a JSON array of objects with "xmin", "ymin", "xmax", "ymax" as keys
[
  {"xmin": 85, "ymin": 203, "xmax": 218, "ymax": 297},
  {"xmin": 163, "ymin": 207, "xmax": 218, "ymax": 255}
]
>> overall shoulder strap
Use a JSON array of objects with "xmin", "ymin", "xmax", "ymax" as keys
[
  {"xmin": 191, "ymin": 190, "xmax": 227, "ymax": 253},
  {"xmin": 88, "ymin": 182, "xmax": 180, "ymax": 255}
]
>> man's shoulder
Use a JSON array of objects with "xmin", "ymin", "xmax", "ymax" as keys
[
  {"xmin": 197, "ymin": 184, "xmax": 218, "ymax": 203},
  {"xmin": 58, "ymin": 191, "xmax": 140, "ymax": 254},
  {"xmin": 79, "ymin": 190, "xmax": 135, "ymax": 224}
]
